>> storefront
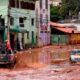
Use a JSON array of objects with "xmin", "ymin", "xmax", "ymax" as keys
[{"xmin": 3, "ymin": 27, "xmax": 27, "ymax": 51}]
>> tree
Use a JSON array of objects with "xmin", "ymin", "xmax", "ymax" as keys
[
  {"xmin": 50, "ymin": 5, "xmax": 62, "ymax": 22},
  {"xmin": 59, "ymin": 0, "xmax": 80, "ymax": 19}
]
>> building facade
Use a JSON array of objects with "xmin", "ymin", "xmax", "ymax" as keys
[
  {"xmin": 0, "ymin": 0, "xmax": 37, "ymax": 50},
  {"xmin": 36, "ymin": 0, "xmax": 50, "ymax": 46}
]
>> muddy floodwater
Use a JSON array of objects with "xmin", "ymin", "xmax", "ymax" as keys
[{"xmin": 0, "ymin": 45, "xmax": 80, "ymax": 80}]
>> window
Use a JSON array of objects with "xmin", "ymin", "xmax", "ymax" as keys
[
  {"xmin": 10, "ymin": 17, "xmax": 14, "ymax": 25},
  {"xmin": 32, "ymin": 31, "xmax": 34, "ymax": 37},
  {"xmin": 40, "ymin": 14, "xmax": 43, "ymax": 24},
  {"xmin": 31, "ymin": 18, "xmax": 34, "ymax": 26},
  {"xmin": 0, "ymin": 18, "xmax": 4, "ymax": 26},
  {"xmin": 16, "ymin": 0, "xmax": 19, "ymax": 8},
  {"xmin": 46, "ymin": 14, "xmax": 48, "ymax": 24},
  {"xmin": 27, "ymin": 31, "xmax": 29, "ymax": 39},
  {"xmin": 22, "ymin": 33, "xmax": 24, "ymax": 45},
  {"xmin": 9, "ymin": 0, "xmax": 15, "ymax": 7},
  {"xmin": 9, "ymin": 0, "xmax": 19, "ymax": 8},
  {"xmin": 20, "ymin": 1, "xmax": 35, "ymax": 10},
  {"xmin": 40, "ymin": 0, "xmax": 42, "ymax": 9},
  {"xmin": 19, "ymin": 17, "xmax": 24, "ymax": 27},
  {"xmin": 46, "ymin": 0, "xmax": 48, "ymax": 9},
  {"xmin": 32, "ymin": 31, "xmax": 34, "ymax": 43}
]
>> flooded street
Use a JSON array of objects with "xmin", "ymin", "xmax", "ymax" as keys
[
  {"xmin": 0, "ymin": 63, "xmax": 80, "ymax": 80},
  {"xmin": 0, "ymin": 45, "xmax": 80, "ymax": 80}
]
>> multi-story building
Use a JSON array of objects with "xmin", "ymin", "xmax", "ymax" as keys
[
  {"xmin": 0, "ymin": 0, "xmax": 37, "ymax": 50},
  {"xmin": 36, "ymin": 0, "xmax": 50, "ymax": 46}
]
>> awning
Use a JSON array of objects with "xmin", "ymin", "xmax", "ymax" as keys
[
  {"xmin": 10, "ymin": 28, "xmax": 27, "ymax": 33},
  {"xmin": 10, "ymin": 26, "xmax": 27, "ymax": 33}
]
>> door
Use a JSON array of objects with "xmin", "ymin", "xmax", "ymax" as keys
[
  {"xmin": 10, "ymin": 33, "xmax": 14, "ymax": 50},
  {"xmin": 32, "ymin": 31, "xmax": 34, "ymax": 45},
  {"xmin": 0, "ymin": 30, "xmax": 4, "ymax": 43}
]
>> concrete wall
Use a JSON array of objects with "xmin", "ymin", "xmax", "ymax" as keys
[
  {"xmin": 0, "ymin": 0, "xmax": 8, "ymax": 26},
  {"xmin": 10, "ymin": 8, "xmax": 37, "ymax": 45},
  {"xmin": 0, "ymin": 0, "xmax": 37, "ymax": 48},
  {"xmin": 35, "ymin": 0, "xmax": 50, "ymax": 46}
]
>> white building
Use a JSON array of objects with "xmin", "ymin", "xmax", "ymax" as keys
[{"xmin": 0, "ymin": 0, "xmax": 37, "ymax": 50}]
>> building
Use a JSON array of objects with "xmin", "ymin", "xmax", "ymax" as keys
[
  {"xmin": 50, "ymin": 0, "xmax": 61, "ymax": 6},
  {"xmin": 0, "ymin": 0, "xmax": 37, "ymax": 50},
  {"xmin": 36, "ymin": 0, "xmax": 50, "ymax": 47},
  {"xmin": 50, "ymin": 22, "xmax": 80, "ymax": 45},
  {"xmin": 62, "ymin": 19, "xmax": 80, "ymax": 31}
]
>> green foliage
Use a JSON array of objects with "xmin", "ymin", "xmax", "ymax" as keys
[
  {"xmin": 50, "ymin": 5, "xmax": 62, "ymax": 22},
  {"xmin": 59, "ymin": 0, "xmax": 80, "ymax": 18}
]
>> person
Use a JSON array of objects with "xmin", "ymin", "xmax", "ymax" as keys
[{"xmin": 5, "ymin": 40, "xmax": 12, "ymax": 54}]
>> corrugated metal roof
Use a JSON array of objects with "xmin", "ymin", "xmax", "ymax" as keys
[
  {"xmin": 56, "ymin": 27, "xmax": 78, "ymax": 33},
  {"xmin": 49, "ymin": 22, "xmax": 65, "ymax": 27},
  {"xmin": 49, "ymin": 22, "xmax": 80, "ymax": 33}
]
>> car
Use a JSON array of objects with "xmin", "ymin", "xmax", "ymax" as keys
[
  {"xmin": 0, "ymin": 46, "xmax": 16, "ymax": 68},
  {"xmin": 70, "ymin": 49, "xmax": 80, "ymax": 64}
]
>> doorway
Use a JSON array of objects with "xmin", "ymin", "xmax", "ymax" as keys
[
  {"xmin": 10, "ymin": 33, "xmax": 15, "ymax": 50},
  {"xmin": 0, "ymin": 30, "xmax": 4, "ymax": 43}
]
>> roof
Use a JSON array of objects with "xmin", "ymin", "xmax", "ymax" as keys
[
  {"xmin": 49, "ymin": 22, "xmax": 80, "ymax": 33},
  {"xmin": 55, "ymin": 27, "xmax": 80, "ymax": 33},
  {"xmin": 49, "ymin": 22, "xmax": 65, "ymax": 27}
]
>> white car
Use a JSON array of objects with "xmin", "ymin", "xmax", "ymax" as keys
[{"xmin": 70, "ymin": 49, "xmax": 80, "ymax": 64}]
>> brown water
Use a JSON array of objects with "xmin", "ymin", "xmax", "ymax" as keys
[
  {"xmin": 15, "ymin": 46, "xmax": 70, "ymax": 69},
  {"xmin": 1, "ymin": 46, "xmax": 80, "ymax": 80}
]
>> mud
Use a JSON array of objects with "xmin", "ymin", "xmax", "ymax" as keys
[
  {"xmin": 14, "ymin": 45, "xmax": 71, "ymax": 69},
  {"xmin": 0, "ymin": 45, "xmax": 80, "ymax": 80}
]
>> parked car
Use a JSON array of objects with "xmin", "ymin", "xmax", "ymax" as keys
[
  {"xmin": 0, "ymin": 43, "xmax": 16, "ymax": 68},
  {"xmin": 70, "ymin": 49, "xmax": 80, "ymax": 64}
]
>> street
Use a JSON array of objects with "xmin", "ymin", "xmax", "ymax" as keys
[
  {"xmin": 0, "ymin": 45, "xmax": 80, "ymax": 80},
  {"xmin": 0, "ymin": 62, "xmax": 80, "ymax": 80},
  {"xmin": 0, "ymin": 0, "xmax": 80, "ymax": 80}
]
